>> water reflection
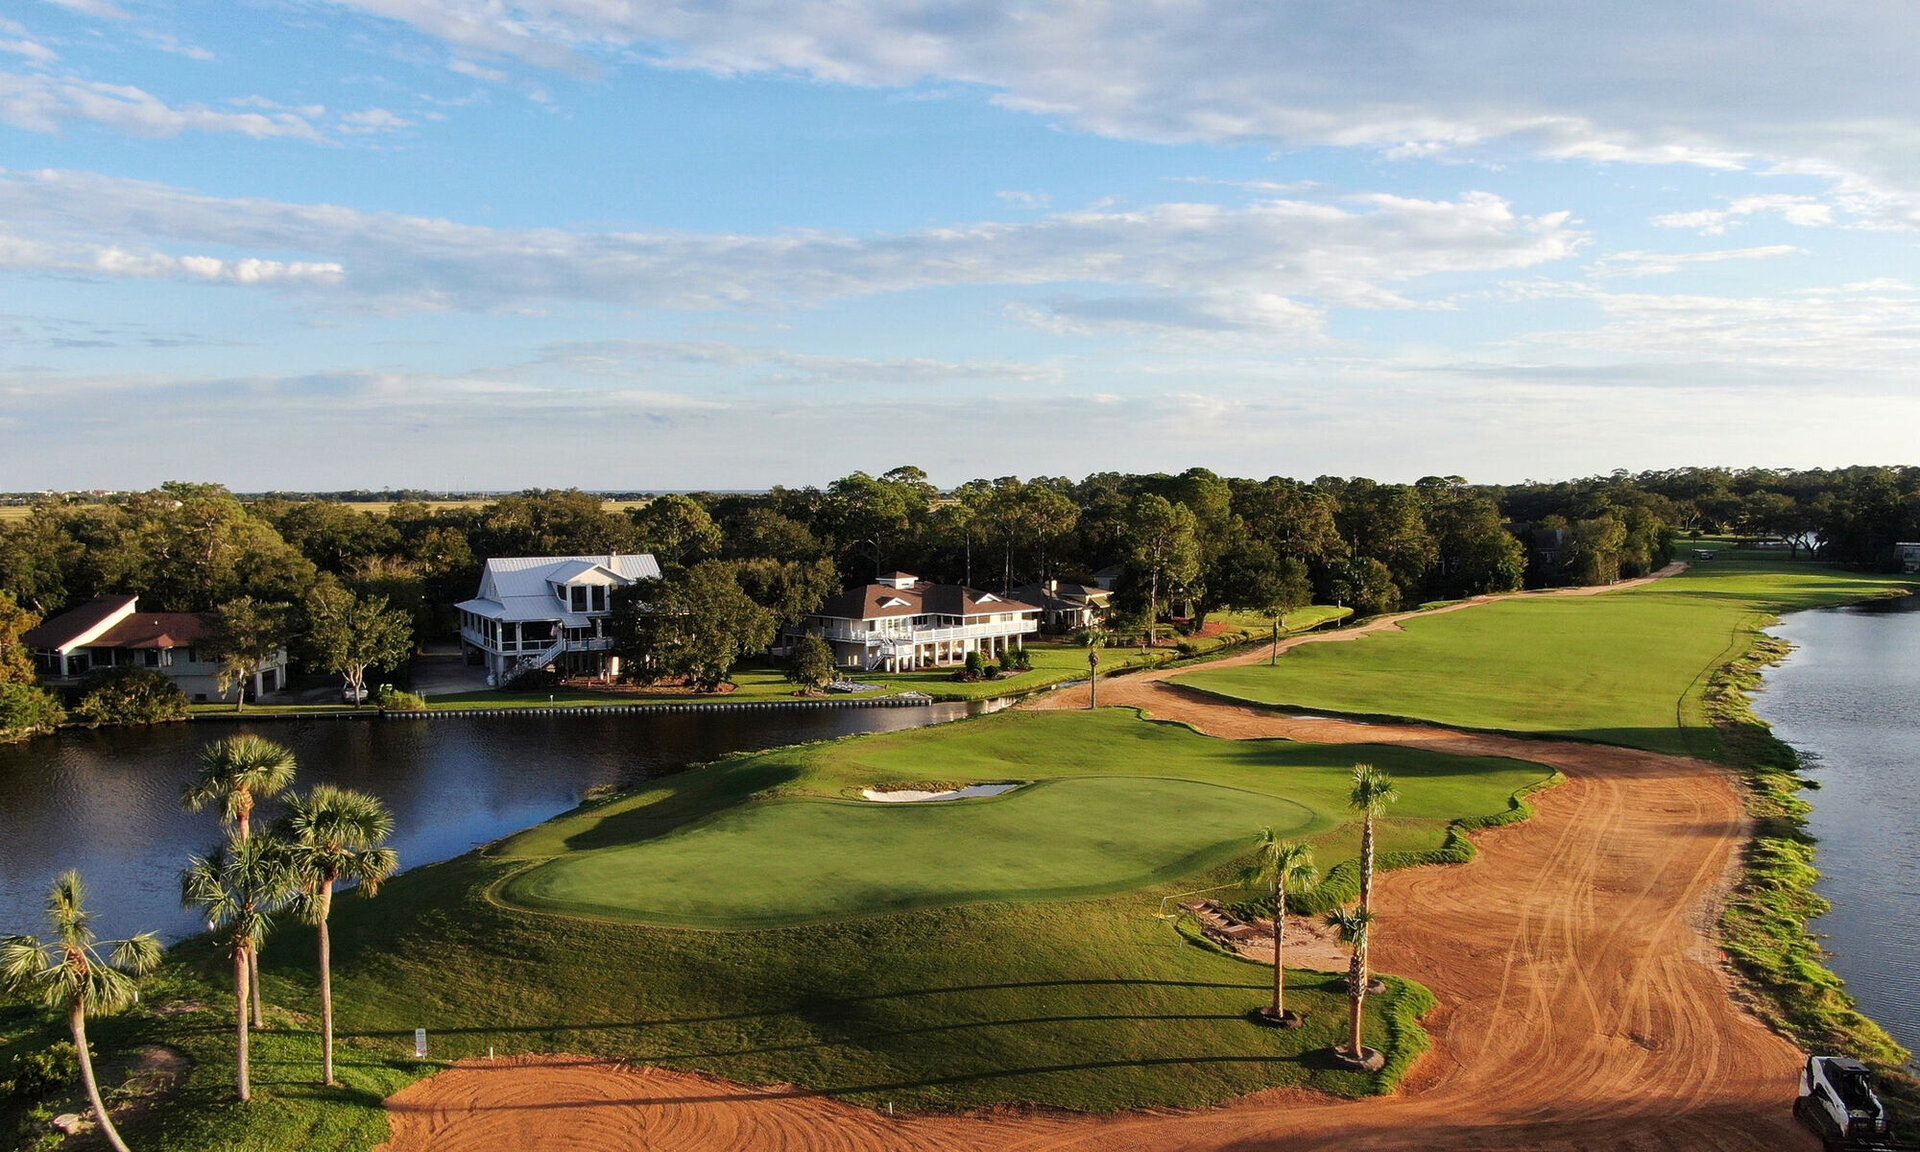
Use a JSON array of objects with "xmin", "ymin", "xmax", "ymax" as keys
[{"xmin": 0, "ymin": 703, "xmax": 971, "ymax": 942}]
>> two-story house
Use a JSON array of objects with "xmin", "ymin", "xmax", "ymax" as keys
[
  {"xmin": 21, "ymin": 594, "xmax": 288, "ymax": 703},
  {"xmin": 457, "ymin": 554, "xmax": 660, "ymax": 685},
  {"xmin": 792, "ymin": 572, "xmax": 1042, "ymax": 673}
]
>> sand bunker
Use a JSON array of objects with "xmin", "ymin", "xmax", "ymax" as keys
[{"xmin": 859, "ymin": 784, "xmax": 1019, "ymax": 802}]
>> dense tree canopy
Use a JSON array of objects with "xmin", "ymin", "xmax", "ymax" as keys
[{"xmin": 2, "ymin": 466, "xmax": 1914, "ymax": 689}]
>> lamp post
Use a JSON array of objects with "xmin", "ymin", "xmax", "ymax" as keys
[{"xmin": 1088, "ymin": 645, "xmax": 1099, "ymax": 710}]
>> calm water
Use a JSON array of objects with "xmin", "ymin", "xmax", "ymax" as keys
[
  {"xmin": 1752, "ymin": 595, "xmax": 1920, "ymax": 1060},
  {"xmin": 0, "ymin": 703, "xmax": 974, "ymax": 942}
]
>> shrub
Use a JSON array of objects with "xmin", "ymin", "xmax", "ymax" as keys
[
  {"xmin": 1005, "ymin": 648, "xmax": 1032, "ymax": 671},
  {"xmin": 784, "ymin": 634, "xmax": 836, "ymax": 688},
  {"xmin": 1, "ymin": 1042, "xmax": 81, "ymax": 1105},
  {"xmin": 375, "ymin": 685, "xmax": 428, "ymax": 712},
  {"xmin": 73, "ymin": 666, "xmax": 190, "ymax": 727},
  {"xmin": 964, "ymin": 650, "xmax": 987, "ymax": 679},
  {"xmin": 0, "ymin": 683, "xmax": 64, "ymax": 742}
]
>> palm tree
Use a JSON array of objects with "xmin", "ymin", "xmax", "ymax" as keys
[
  {"xmin": 182, "ymin": 734, "xmax": 296, "ymax": 1026},
  {"xmin": 0, "ymin": 872, "xmax": 162, "ymax": 1152},
  {"xmin": 1079, "ymin": 627, "xmax": 1108, "ymax": 709},
  {"xmin": 1326, "ymin": 904, "xmax": 1377, "ymax": 1066},
  {"xmin": 1348, "ymin": 763, "xmax": 1399, "ymax": 915},
  {"xmin": 1241, "ymin": 831, "xmax": 1316, "ymax": 1023},
  {"xmin": 278, "ymin": 786, "xmax": 398, "ymax": 1086},
  {"xmin": 181, "ymin": 834, "xmax": 295, "ymax": 1102},
  {"xmin": 181, "ymin": 735, "xmax": 297, "ymax": 842}
]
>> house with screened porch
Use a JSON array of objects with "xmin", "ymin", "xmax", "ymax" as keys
[{"xmin": 457, "ymin": 554, "xmax": 660, "ymax": 685}]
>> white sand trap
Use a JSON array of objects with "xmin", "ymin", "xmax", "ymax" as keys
[{"xmin": 860, "ymin": 784, "xmax": 1020, "ymax": 803}]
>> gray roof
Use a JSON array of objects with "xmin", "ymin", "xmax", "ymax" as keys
[{"xmin": 459, "ymin": 554, "xmax": 659, "ymax": 624}]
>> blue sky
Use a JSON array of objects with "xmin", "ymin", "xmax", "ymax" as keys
[{"xmin": 3, "ymin": 0, "xmax": 1918, "ymax": 491}]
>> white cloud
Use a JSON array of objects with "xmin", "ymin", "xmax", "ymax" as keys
[
  {"xmin": 1515, "ymin": 281, "xmax": 1920, "ymax": 376},
  {"xmin": 1651, "ymin": 195, "xmax": 1837, "ymax": 234},
  {"xmin": 1587, "ymin": 245, "xmax": 1802, "ymax": 278},
  {"xmin": 339, "ymin": 107, "xmax": 413, "ymax": 133},
  {"xmin": 0, "ymin": 37, "xmax": 56, "ymax": 64},
  {"xmin": 447, "ymin": 57, "xmax": 508, "ymax": 83},
  {"xmin": 315, "ymin": 0, "xmax": 1920, "ymax": 211},
  {"xmin": 995, "ymin": 190, "xmax": 1050, "ymax": 209},
  {"xmin": 0, "ymin": 169, "xmax": 1583, "ymax": 322},
  {"xmin": 0, "ymin": 69, "xmax": 329, "ymax": 139},
  {"xmin": 41, "ymin": 0, "xmax": 129, "ymax": 20}
]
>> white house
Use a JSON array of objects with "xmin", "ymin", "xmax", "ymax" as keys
[
  {"xmin": 1897, "ymin": 542, "xmax": 1920, "ymax": 574},
  {"xmin": 457, "ymin": 554, "xmax": 660, "ymax": 685},
  {"xmin": 792, "ymin": 572, "xmax": 1042, "ymax": 672},
  {"xmin": 22, "ymin": 594, "xmax": 288, "ymax": 703}
]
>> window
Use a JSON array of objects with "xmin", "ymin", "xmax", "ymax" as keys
[
  {"xmin": 570, "ymin": 585, "xmax": 588, "ymax": 612},
  {"xmin": 143, "ymin": 649, "xmax": 162, "ymax": 667}
]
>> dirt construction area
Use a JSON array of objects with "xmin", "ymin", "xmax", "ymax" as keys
[{"xmin": 378, "ymin": 567, "xmax": 1822, "ymax": 1151}]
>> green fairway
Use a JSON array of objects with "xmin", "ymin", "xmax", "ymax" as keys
[
  {"xmin": 1174, "ymin": 557, "xmax": 1912, "ymax": 757},
  {"xmin": 494, "ymin": 707, "xmax": 1550, "ymax": 927}
]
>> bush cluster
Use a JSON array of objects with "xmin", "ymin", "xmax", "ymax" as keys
[
  {"xmin": 374, "ymin": 685, "xmax": 428, "ymax": 712},
  {"xmin": 73, "ymin": 667, "xmax": 191, "ymax": 727},
  {"xmin": 0, "ymin": 683, "xmax": 64, "ymax": 742}
]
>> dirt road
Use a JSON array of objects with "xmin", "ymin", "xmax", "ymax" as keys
[{"xmin": 381, "ymin": 563, "xmax": 1818, "ymax": 1151}]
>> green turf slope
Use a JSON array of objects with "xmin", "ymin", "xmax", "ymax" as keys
[
  {"xmin": 1174, "ymin": 558, "xmax": 1911, "ymax": 757},
  {"xmin": 493, "ymin": 708, "xmax": 1549, "ymax": 927}
]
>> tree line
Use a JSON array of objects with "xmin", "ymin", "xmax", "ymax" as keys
[{"xmin": 3, "ymin": 466, "xmax": 1917, "ymax": 727}]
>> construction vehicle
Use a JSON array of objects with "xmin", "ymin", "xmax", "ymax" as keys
[{"xmin": 1795, "ymin": 1056, "xmax": 1920, "ymax": 1151}]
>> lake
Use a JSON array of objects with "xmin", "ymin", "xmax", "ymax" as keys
[
  {"xmin": 0, "ymin": 702, "xmax": 976, "ymax": 942},
  {"xmin": 1752, "ymin": 594, "xmax": 1920, "ymax": 1061}
]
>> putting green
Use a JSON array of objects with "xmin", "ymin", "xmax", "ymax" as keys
[
  {"xmin": 500, "ymin": 776, "xmax": 1318, "ymax": 926},
  {"xmin": 493, "ymin": 709, "xmax": 1552, "ymax": 928}
]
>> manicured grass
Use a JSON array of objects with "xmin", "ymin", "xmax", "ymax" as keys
[
  {"xmin": 1175, "ymin": 558, "xmax": 1911, "ymax": 758},
  {"xmin": 494, "ymin": 707, "xmax": 1550, "ymax": 927}
]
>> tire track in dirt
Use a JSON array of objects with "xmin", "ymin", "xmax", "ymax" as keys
[{"xmin": 380, "ymin": 562, "xmax": 1818, "ymax": 1151}]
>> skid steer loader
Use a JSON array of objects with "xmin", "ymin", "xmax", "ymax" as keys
[{"xmin": 1795, "ymin": 1056, "xmax": 1920, "ymax": 1151}]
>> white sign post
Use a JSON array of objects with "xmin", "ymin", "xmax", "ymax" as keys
[{"xmin": 414, "ymin": 1028, "xmax": 427, "ymax": 1059}]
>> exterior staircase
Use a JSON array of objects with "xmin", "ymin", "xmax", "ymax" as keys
[{"xmin": 503, "ymin": 639, "xmax": 567, "ymax": 685}]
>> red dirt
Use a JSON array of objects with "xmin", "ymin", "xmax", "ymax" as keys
[{"xmin": 380, "ymin": 561, "xmax": 1819, "ymax": 1151}]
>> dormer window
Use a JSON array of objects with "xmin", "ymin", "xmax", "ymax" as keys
[{"xmin": 570, "ymin": 585, "xmax": 589, "ymax": 612}]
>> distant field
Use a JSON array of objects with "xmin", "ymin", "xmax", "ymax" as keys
[
  {"xmin": 0, "ymin": 498, "xmax": 656, "ymax": 521},
  {"xmin": 1174, "ymin": 557, "xmax": 1913, "ymax": 757}
]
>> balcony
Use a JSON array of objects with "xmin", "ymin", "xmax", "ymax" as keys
[
  {"xmin": 462, "ymin": 627, "xmax": 614, "ymax": 655},
  {"xmin": 814, "ymin": 618, "xmax": 1038, "ymax": 648}
]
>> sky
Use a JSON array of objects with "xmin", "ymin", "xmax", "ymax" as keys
[{"xmin": 2, "ymin": 1, "xmax": 1918, "ymax": 492}]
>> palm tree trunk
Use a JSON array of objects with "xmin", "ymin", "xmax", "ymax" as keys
[
  {"xmin": 1271, "ymin": 620, "xmax": 1280, "ymax": 665},
  {"xmin": 236, "ymin": 946, "xmax": 252, "ymax": 1101},
  {"xmin": 319, "ymin": 881, "xmax": 336, "ymax": 1085},
  {"xmin": 251, "ymin": 950, "xmax": 265, "ymax": 1028},
  {"xmin": 1359, "ymin": 812, "xmax": 1376, "ymax": 913},
  {"xmin": 1347, "ymin": 947, "xmax": 1366, "ymax": 1056},
  {"xmin": 71, "ymin": 1005, "xmax": 133, "ymax": 1152},
  {"xmin": 1270, "ymin": 880, "xmax": 1285, "ymax": 1016}
]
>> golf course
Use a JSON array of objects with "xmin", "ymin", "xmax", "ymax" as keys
[
  {"xmin": 1175, "ymin": 558, "xmax": 1911, "ymax": 755},
  {"xmin": 21, "ymin": 552, "xmax": 1915, "ymax": 1152},
  {"xmin": 491, "ymin": 708, "xmax": 1551, "ymax": 926}
]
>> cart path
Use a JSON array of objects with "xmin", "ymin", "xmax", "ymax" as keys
[{"xmin": 380, "ymin": 560, "xmax": 1819, "ymax": 1151}]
